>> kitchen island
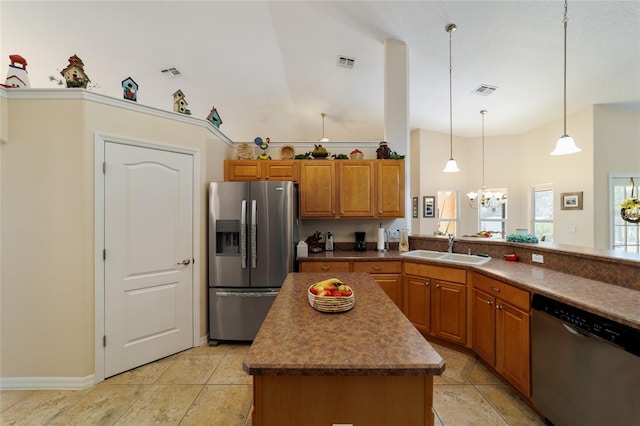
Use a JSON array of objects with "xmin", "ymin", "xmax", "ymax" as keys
[{"xmin": 243, "ymin": 272, "xmax": 445, "ymax": 426}]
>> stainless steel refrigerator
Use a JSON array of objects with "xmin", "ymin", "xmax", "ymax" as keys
[{"xmin": 208, "ymin": 181, "xmax": 298, "ymax": 345}]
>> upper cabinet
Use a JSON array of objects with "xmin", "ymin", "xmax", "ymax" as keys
[
  {"xmin": 224, "ymin": 160, "xmax": 298, "ymax": 181},
  {"xmin": 298, "ymin": 160, "xmax": 405, "ymax": 219}
]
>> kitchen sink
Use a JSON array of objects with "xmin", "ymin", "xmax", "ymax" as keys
[{"xmin": 401, "ymin": 250, "xmax": 491, "ymax": 265}]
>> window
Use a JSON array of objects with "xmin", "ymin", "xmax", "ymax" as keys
[
  {"xmin": 533, "ymin": 184, "xmax": 554, "ymax": 243},
  {"xmin": 611, "ymin": 175, "xmax": 640, "ymax": 253},
  {"xmin": 478, "ymin": 188, "xmax": 508, "ymax": 238},
  {"xmin": 436, "ymin": 191, "xmax": 458, "ymax": 236}
]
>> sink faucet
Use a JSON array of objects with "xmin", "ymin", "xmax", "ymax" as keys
[{"xmin": 447, "ymin": 234, "xmax": 455, "ymax": 254}]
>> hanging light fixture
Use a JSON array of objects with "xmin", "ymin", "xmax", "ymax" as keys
[
  {"xmin": 467, "ymin": 110, "xmax": 507, "ymax": 208},
  {"xmin": 319, "ymin": 112, "xmax": 330, "ymax": 142},
  {"xmin": 443, "ymin": 23, "xmax": 460, "ymax": 173},
  {"xmin": 551, "ymin": 0, "xmax": 581, "ymax": 155}
]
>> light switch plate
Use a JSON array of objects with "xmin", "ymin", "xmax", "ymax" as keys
[{"xmin": 532, "ymin": 253, "xmax": 544, "ymax": 263}]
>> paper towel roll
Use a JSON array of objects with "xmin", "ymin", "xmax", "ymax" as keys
[{"xmin": 377, "ymin": 227, "xmax": 386, "ymax": 251}]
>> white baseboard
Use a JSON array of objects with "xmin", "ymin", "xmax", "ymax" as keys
[{"xmin": 0, "ymin": 375, "xmax": 95, "ymax": 390}]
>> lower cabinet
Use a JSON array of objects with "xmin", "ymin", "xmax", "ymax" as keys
[
  {"xmin": 299, "ymin": 260, "xmax": 403, "ymax": 309},
  {"xmin": 470, "ymin": 272, "xmax": 531, "ymax": 399},
  {"xmin": 404, "ymin": 262, "xmax": 467, "ymax": 346}
]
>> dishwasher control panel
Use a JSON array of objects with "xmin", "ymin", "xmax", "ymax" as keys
[{"xmin": 532, "ymin": 294, "xmax": 640, "ymax": 357}]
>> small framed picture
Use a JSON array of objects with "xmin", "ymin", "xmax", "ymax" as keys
[
  {"xmin": 423, "ymin": 196, "xmax": 436, "ymax": 218},
  {"xmin": 561, "ymin": 192, "xmax": 583, "ymax": 210},
  {"xmin": 412, "ymin": 197, "xmax": 419, "ymax": 218}
]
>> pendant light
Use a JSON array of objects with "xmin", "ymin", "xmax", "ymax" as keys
[
  {"xmin": 551, "ymin": 0, "xmax": 581, "ymax": 155},
  {"xmin": 319, "ymin": 112, "xmax": 330, "ymax": 142},
  {"xmin": 443, "ymin": 23, "xmax": 460, "ymax": 172}
]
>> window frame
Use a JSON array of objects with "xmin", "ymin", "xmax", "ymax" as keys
[
  {"xmin": 609, "ymin": 173, "xmax": 640, "ymax": 253},
  {"xmin": 532, "ymin": 183, "xmax": 554, "ymax": 243}
]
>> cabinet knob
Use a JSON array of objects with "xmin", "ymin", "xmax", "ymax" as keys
[
  {"xmin": 332, "ymin": 211, "xmax": 336, "ymax": 215},
  {"xmin": 256, "ymin": 176, "xmax": 261, "ymax": 179},
  {"xmin": 320, "ymin": 266, "xmax": 330, "ymax": 271},
  {"xmin": 425, "ymin": 281, "xmax": 430, "ymax": 287},
  {"xmin": 491, "ymin": 287, "xmax": 501, "ymax": 292},
  {"xmin": 378, "ymin": 210, "xmax": 383, "ymax": 214},
  {"xmin": 435, "ymin": 283, "xmax": 441, "ymax": 288},
  {"xmin": 486, "ymin": 300, "xmax": 493, "ymax": 305},
  {"xmin": 496, "ymin": 304, "xmax": 503, "ymax": 310},
  {"xmin": 372, "ymin": 266, "xmax": 383, "ymax": 271},
  {"xmin": 265, "ymin": 176, "xmax": 270, "ymax": 179}
]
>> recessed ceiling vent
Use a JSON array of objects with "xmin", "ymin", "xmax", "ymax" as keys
[
  {"xmin": 337, "ymin": 55, "xmax": 356, "ymax": 69},
  {"xmin": 472, "ymin": 84, "xmax": 498, "ymax": 96},
  {"xmin": 161, "ymin": 67, "xmax": 182, "ymax": 78}
]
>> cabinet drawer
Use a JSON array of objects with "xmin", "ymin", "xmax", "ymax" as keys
[
  {"xmin": 404, "ymin": 262, "xmax": 466, "ymax": 284},
  {"xmin": 299, "ymin": 262, "xmax": 351, "ymax": 273},
  {"xmin": 353, "ymin": 261, "xmax": 402, "ymax": 274},
  {"xmin": 471, "ymin": 273, "xmax": 530, "ymax": 311}
]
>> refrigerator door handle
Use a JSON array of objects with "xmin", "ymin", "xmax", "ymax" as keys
[
  {"xmin": 250, "ymin": 199, "xmax": 257, "ymax": 268},
  {"xmin": 240, "ymin": 199, "xmax": 247, "ymax": 269}
]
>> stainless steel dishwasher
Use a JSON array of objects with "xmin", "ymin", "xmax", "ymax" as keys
[{"xmin": 532, "ymin": 294, "xmax": 640, "ymax": 426}]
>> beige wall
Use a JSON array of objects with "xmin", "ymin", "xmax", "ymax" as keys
[
  {"xmin": 593, "ymin": 105, "xmax": 640, "ymax": 249},
  {"xmin": 0, "ymin": 92, "xmax": 229, "ymax": 379},
  {"xmin": 411, "ymin": 107, "xmax": 596, "ymax": 246}
]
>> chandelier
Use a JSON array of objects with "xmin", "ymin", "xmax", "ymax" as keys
[{"xmin": 466, "ymin": 110, "xmax": 507, "ymax": 209}]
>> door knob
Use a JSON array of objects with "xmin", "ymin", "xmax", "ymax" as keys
[{"xmin": 177, "ymin": 259, "xmax": 191, "ymax": 265}]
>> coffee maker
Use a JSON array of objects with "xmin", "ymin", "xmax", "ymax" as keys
[{"xmin": 355, "ymin": 231, "xmax": 366, "ymax": 251}]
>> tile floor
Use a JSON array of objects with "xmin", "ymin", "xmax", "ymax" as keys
[{"xmin": 1, "ymin": 341, "xmax": 545, "ymax": 425}]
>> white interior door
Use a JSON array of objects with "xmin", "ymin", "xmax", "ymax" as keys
[{"xmin": 104, "ymin": 142, "xmax": 193, "ymax": 378}]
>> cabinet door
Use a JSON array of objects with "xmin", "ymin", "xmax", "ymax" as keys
[
  {"xmin": 370, "ymin": 274, "xmax": 402, "ymax": 309},
  {"xmin": 472, "ymin": 289, "xmax": 496, "ymax": 365},
  {"xmin": 432, "ymin": 280, "xmax": 467, "ymax": 345},
  {"xmin": 376, "ymin": 160, "xmax": 405, "ymax": 217},
  {"xmin": 404, "ymin": 276, "xmax": 431, "ymax": 334},
  {"xmin": 299, "ymin": 162, "xmax": 337, "ymax": 218},
  {"xmin": 337, "ymin": 161, "xmax": 375, "ymax": 217},
  {"xmin": 263, "ymin": 161, "xmax": 298, "ymax": 181},
  {"xmin": 496, "ymin": 301, "xmax": 531, "ymax": 398},
  {"xmin": 224, "ymin": 160, "xmax": 261, "ymax": 181}
]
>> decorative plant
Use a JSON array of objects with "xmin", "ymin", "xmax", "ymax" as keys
[{"xmin": 618, "ymin": 178, "xmax": 640, "ymax": 223}]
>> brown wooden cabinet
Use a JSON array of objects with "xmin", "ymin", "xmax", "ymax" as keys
[
  {"xmin": 404, "ymin": 262, "xmax": 467, "ymax": 345},
  {"xmin": 299, "ymin": 261, "xmax": 350, "ymax": 273},
  {"xmin": 353, "ymin": 261, "xmax": 402, "ymax": 308},
  {"xmin": 297, "ymin": 160, "xmax": 405, "ymax": 219},
  {"xmin": 470, "ymin": 272, "xmax": 531, "ymax": 399},
  {"xmin": 376, "ymin": 160, "xmax": 405, "ymax": 217},
  {"xmin": 224, "ymin": 160, "xmax": 298, "ymax": 181},
  {"xmin": 298, "ymin": 161, "xmax": 337, "ymax": 217},
  {"xmin": 336, "ymin": 161, "xmax": 375, "ymax": 217}
]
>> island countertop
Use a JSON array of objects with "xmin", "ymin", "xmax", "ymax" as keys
[{"xmin": 243, "ymin": 272, "xmax": 445, "ymax": 376}]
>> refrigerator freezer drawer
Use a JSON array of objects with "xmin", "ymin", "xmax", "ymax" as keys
[{"xmin": 208, "ymin": 288, "xmax": 278, "ymax": 344}]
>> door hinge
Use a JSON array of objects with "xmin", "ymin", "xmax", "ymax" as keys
[
  {"xmin": 103, "ymin": 335, "xmax": 106, "ymax": 347},
  {"xmin": 102, "ymin": 162, "xmax": 106, "ymax": 174},
  {"xmin": 103, "ymin": 249, "xmax": 106, "ymax": 260}
]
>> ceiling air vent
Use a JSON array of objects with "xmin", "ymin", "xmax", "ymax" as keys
[
  {"xmin": 337, "ymin": 55, "xmax": 356, "ymax": 69},
  {"xmin": 472, "ymin": 84, "xmax": 498, "ymax": 96},
  {"xmin": 160, "ymin": 67, "xmax": 182, "ymax": 78}
]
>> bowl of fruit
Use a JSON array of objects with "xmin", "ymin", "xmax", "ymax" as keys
[
  {"xmin": 308, "ymin": 278, "xmax": 355, "ymax": 313},
  {"xmin": 350, "ymin": 149, "xmax": 364, "ymax": 160}
]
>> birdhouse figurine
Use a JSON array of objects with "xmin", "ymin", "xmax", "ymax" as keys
[
  {"xmin": 2, "ymin": 54, "xmax": 31, "ymax": 88},
  {"xmin": 60, "ymin": 54, "xmax": 90, "ymax": 88},
  {"xmin": 206, "ymin": 106, "xmax": 222, "ymax": 128},
  {"xmin": 122, "ymin": 77, "xmax": 138, "ymax": 102},
  {"xmin": 172, "ymin": 90, "xmax": 191, "ymax": 115}
]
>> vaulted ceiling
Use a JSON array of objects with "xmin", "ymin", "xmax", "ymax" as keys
[{"xmin": 2, "ymin": 1, "xmax": 639, "ymax": 143}]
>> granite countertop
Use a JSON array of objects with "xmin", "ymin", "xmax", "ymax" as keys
[
  {"xmin": 243, "ymin": 272, "xmax": 445, "ymax": 376},
  {"xmin": 299, "ymin": 250, "xmax": 640, "ymax": 330}
]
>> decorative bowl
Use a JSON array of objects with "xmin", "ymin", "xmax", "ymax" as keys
[
  {"xmin": 308, "ymin": 285, "xmax": 355, "ymax": 313},
  {"xmin": 350, "ymin": 153, "xmax": 364, "ymax": 160},
  {"xmin": 279, "ymin": 145, "xmax": 295, "ymax": 160},
  {"xmin": 236, "ymin": 143, "xmax": 254, "ymax": 160}
]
